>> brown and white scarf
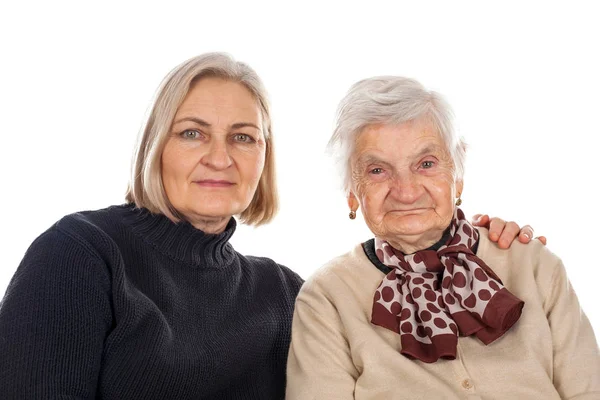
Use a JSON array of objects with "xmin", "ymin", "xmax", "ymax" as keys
[{"xmin": 371, "ymin": 208, "xmax": 524, "ymax": 363}]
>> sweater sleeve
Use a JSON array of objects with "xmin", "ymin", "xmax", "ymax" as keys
[
  {"xmin": 286, "ymin": 275, "xmax": 358, "ymax": 399},
  {"xmin": 0, "ymin": 227, "xmax": 113, "ymax": 399},
  {"xmin": 538, "ymin": 249, "xmax": 600, "ymax": 399}
]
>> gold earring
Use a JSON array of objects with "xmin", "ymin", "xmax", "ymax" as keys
[
  {"xmin": 349, "ymin": 210, "xmax": 356, "ymax": 220},
  {"xmin": 455, "ymin": 197, "xmax": 462, "ymax": 206}
]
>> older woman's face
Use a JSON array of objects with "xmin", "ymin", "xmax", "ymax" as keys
[
  {"xmin": 162, "ymin": 77, "xmax": 265, "ymax": 225},
  {"xmin": 349, "ymin": 120, "xmax": 462, "ymax": 249}
]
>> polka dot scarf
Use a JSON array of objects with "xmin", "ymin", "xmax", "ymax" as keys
[{"xmin": 371, "ymin": 208, "xmax": 524, "ymax": 363}]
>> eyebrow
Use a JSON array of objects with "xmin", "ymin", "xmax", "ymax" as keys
[
  {"xmin": 415, "ymin": 145, "xmax": 445, "ymax": 158},
  {"xmin": 356, "ymin": 154, "xmax": 390, "ymax": 166},
  {"xmin": 357, "ymin": 145, "xmax": 445, "ymax": 165},
  {"xmin": 172, "ymin": 117, "xmax": 261, "ymax": 131}
]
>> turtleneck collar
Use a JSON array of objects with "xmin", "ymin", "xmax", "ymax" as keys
[{"xmin": 115, "ymin": 204, "xmax": 237, "ymax": 267}]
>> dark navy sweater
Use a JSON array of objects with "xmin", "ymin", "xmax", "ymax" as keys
[{"xmin": 0, "ymin": 204, "xmax": 304, "ymax": 399}]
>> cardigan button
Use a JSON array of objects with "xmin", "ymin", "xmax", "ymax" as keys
[{"xmin": 461, "ymin": 379, "xmax": 474, "ymax": 389}]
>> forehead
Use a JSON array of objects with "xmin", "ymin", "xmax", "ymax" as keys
[
  {"xmin": 175, "ymin": 77, "xmax": 261, "ymax": 123},
  {"xmin": 353, "ymin": 121, "xmax": 445, "ymax": 160}
]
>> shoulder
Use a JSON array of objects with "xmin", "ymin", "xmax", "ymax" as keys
[
  {"xmin": 4, "ymin": 207, "xmax": 124, "ymax": 300},
  {"xmin": 55, "ymin": 204, "xmax": 132, "ymax": 239},
  {"xmin": 243, "ymin": 254, "xmax": 305, "ymax": 293},
  {"xmin": 477, "ymin": 227, "xmax": 560, "ymax": 264},
  {"xmin": 475, "ymin": 227, "xmax": 563, "ymax": 284},
  {"xmin": 299, "ymin": 243, "xmax": 382, "ymax": 301},
  {"xmin": 24, "ymin": 204, "xmax": 132, "ymax": 268}
]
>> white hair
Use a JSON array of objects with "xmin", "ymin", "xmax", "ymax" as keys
[{"xmin": 327, "ymin": 76, "xmax": 466, "ymax": 193}]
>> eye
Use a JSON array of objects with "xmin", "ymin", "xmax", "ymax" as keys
[
  {"xmin": 369, "ymin": 167, "xmax": 384, "ymax": 175},
  {"xmin": 421, "ymin": 160, "xmax": 435, "ymax": 169},
  {"xmin": 181, "ymin": 130, "xmax": 201, "ymax": 139},
  {"xmin": 233, "ymin": 134, "xmax": 255, "ymax": 143}
]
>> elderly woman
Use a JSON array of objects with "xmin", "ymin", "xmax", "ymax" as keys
[
  {"xmin": 286, "ymin": 77, "xmax": 600, "ymax": 399},
  {"xmin": 0, "ymin": 54, "xmax": 534, "ymax": 399}
]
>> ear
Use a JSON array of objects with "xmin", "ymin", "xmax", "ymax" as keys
[
  {"xmin": 455, "ymin": 179, "xmax": 464, "ymax": 198},
  {"xmin": 347, "ymin": 191, "xmax": 359, "ymax": 211}
]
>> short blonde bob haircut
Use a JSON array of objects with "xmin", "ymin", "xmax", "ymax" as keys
[{"xmin": 126, "ymin": 52, "xmax": 278, "ymax": 226}]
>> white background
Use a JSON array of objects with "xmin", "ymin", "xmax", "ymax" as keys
[{"xmin": 1, "ymin": 2, "xmax": 598, "ymax": 337}]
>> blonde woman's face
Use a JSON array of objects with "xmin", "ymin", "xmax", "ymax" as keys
[
  {"xmin": 349, "ymin": 121, "xmax": 462, "ymax": 251},
  {"xmin": 162, "ymin": 77, "xmax": 266, "ymax": 225}
]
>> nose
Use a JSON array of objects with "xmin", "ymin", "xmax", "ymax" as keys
[
  {"xmin": 389, "ymin": 172, "xmax": 424, "ymax": 203},
  {"xmin": 201, "ymin": 139, "xmax": 233, "ymax": 170}
]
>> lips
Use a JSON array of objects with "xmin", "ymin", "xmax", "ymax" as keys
[
  {"xmin": 390, "ymin": 208, "xmax": 430, "ymax": 214},
  {"xmin": 193, "ymin": 179, "xmax": 235, "ymax": 187}
]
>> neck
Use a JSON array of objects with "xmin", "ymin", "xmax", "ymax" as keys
[
  {"xmin": 386, "ymin": 229, "xmax": 446, "ymax": 254},
  {"xmin": 189, "ymin": 216, "xmax": 231, "ymax": 234}
]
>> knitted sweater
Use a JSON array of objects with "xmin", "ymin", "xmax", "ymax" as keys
[
  {"xmin": 0, "ymin": 204, "xmax": 304, "ymax": 399},
  {"xmin": 286, "ymin": 230, "xmax": 600, "ymax": 399}
]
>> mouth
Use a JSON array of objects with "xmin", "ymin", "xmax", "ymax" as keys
[
  {"xmin": 390, "ymin": 208, "xmax": 430, "ymax": 214},
  {"xmin": 193, "ymin": 179, "xmax": 235, "ymax": 188}
]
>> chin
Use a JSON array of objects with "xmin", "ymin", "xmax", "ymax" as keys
[
  {"xmin": 191, "ymin": 210, "xmax": 233, "ymax": 219},
  {"xmin": 195, "ymin": 203, "xmax": 242, "ymax": 216},
  {"xmin": 385, "ymin": 214, "xmax": 436, "ymax": 236},
  {"xmin": 185, "ymin": 202, "xmax": 239, "ymax": 220}
]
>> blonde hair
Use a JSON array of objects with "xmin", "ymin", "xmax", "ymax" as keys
[{"xmin": 126, "ymin": 52, "xmax": 278, "ymax": 225}]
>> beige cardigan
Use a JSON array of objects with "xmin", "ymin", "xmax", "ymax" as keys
[{"xmin": 286, "ymin": 230, "xmax": 600, "ymax": 399}]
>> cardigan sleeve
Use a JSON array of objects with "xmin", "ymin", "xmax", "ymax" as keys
[
  {"xmin": 0, "ymin": 227, "xmax": 113, "ymax": 399},
  {"xmin": 539, "ymin": 249, "xmax": 600, "ymax": 399},
  {"xmin": 285, "ymin": 275, "xmax": 358, "ymax": 399}
]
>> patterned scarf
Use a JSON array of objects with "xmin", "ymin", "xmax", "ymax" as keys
[{"xmin": 371, "ymin": 208, "xmax": 524, "ymax": 363}]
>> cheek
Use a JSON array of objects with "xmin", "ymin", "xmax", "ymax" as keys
[
  {"xmin": 427, "ymin": 175, "xmax": 456, "ymax": 211},
  {"xmin": 238, "ymin": 148, "xmax": 266, "ymax": 187},
  {"xmin": 358, "ymin": 185, "xmax": 387, "ymax": 220},
  {"xmin": 161, "ymin": 144, "xmax": 195, "ymax": 194},
  {"xmin": 162, "ymin": 143, "xmax": 194, "ymax": 178},
  {"xmin": 160, "ymin": 145, "xmax": 185, "ymax": 207},
  {"xmin": 352, "ymin": 173, "xmax": 378, "ymax": 199},
  {"xmin": 161, "ymin": 145, "xmax": 177, "ymax": 182}
]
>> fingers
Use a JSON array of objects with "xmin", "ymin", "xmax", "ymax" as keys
[
  {"xmin": 473, "ymin": 214, "xmax": 546, "ymax": 248},
  {"xmin": 517, "ymin": 225, "xmax": 534, "ymax": 244},
  {"xmin": 487, "ymin": 217, "xmax": 505, "ymax": 243},
  {"xmin": 492, "ymin": 219, "xmax": 521, "ymax": 249},
  {"xmin": 499, "ymin": 220, "xmax": 521, "ymax": 248},
  {"xmin": 471, "ymin": 214, "xmax": 490, "ymax": 227}
]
